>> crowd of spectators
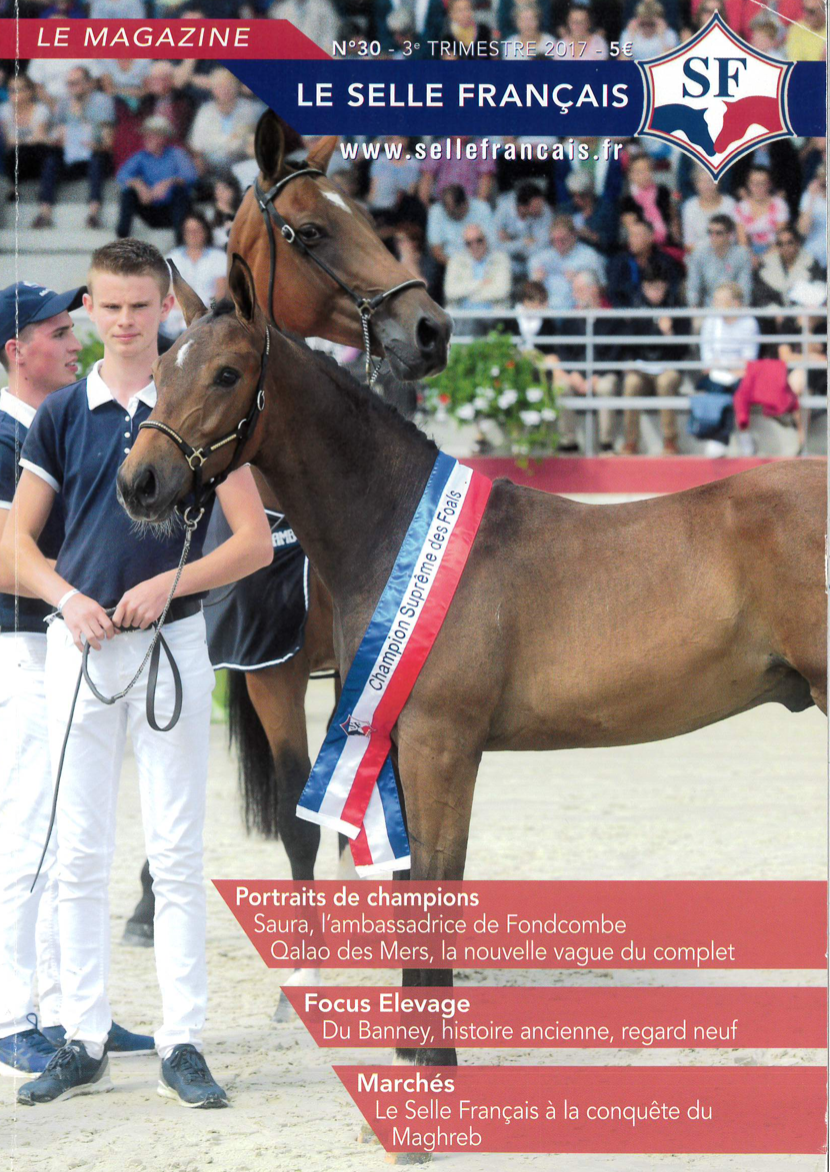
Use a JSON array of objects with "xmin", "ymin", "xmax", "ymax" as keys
[{"xmin": 0, "ymin": 0, "xmax": 826, "ymax": 453}]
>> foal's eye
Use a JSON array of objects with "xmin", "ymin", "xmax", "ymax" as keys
[
  {"xmin": 215, "ymin": 367, "xmax": 240, "ymax": 387},
  {"xmin": 297, "ymin": 223, "xmax": 324, "ymax": 243}
]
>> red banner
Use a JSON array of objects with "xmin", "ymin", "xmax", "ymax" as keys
[
  {"xmin": 283, "ymin": 985, "xmax": 827, "ymax": 1049},
  {"xmin": 0, "ymin": 20, "xmax": 329, "ymax": 60},
  {"xmin": 213, "ymin": 880, "xmax": 827, "ymax": 969},
  {"xmin": 336, "ymin": 1065, "xmax": 827, "ymax": 1153}
]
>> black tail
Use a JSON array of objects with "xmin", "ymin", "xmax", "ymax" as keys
[{"xmin": 227, "ymin": 670, "xmax": 280, "ymax": 838}]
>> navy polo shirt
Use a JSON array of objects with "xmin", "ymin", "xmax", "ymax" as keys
[
  {"xmin": 0, "ymin": 389, "xmax": 65, "ymax": 633},
  {"xmin": 21, "ymin": 361, "xmax": 215, "ymax": 611}
]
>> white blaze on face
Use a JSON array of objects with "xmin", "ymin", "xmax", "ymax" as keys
[
  {"xmin": 175, "ymin": 339, "xmax": 193, "ymax": 370},
  {"xmin": 322, "ymin": 190, "xmax": 352, "ymax": 215}
]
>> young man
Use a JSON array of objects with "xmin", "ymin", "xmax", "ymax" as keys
[
  {"xmin": 0, "ymin": 282, "xmax": 154, "ymax": 1077},
  {"xmin": 4, "ymin": 240, "xmax": 272, "ymax": 1107}
]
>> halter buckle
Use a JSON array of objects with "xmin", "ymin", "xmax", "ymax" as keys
[
  {"xmin": 187, "ymin": 449, "xmax": 207, "ymax": 471},
  {"xmin": 281, "ymin": 224, "xmax": 296, "ymax": 244},
  {"xmin": 257, "ymin": 387, "xmax": 266, "ymax": 411},
  {"xmin": 182, "ymin": 505, "xmax": 204, "ymax": 530}
]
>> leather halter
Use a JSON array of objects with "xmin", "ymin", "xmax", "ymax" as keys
[
  {"xmin": 138, "ymin": 325, "xmax": 271, "ymax": 516},
  {"xmin": 253, "ymin": 166, "xmax": 425, "ymax": 385}
]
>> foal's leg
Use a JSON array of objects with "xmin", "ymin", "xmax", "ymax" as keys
[
  {"xmin": 394, "ymin": 741, "xmax": 481, "ymax": 1069},
  {"xmin": 245, "ymin": 659, "xmax": 322, "ymax": 1017},
  {"xmin": 122, "ymin": 859, "xmax": 154, "ymax": 947}
]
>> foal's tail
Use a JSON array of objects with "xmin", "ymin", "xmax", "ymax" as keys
[{"xmin": 227, "ymin": 670, "xmax": 280, "ymax": 839}]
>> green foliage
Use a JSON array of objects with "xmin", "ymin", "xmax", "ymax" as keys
[
  {"xmin": 77, "ymin": 336, "xmax": 104, "ymax": 378},
  {"xmin": 423, "ymin": 331, "xmax": 558, "ymax": 458}
]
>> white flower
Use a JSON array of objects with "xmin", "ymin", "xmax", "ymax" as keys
[
  {"xmin": 481, "ymin": 387, "xmax": 496, "ymax": 401},
  {"xmin": 526, "ymin": 387, "xmax": 544, "ymax": 403},
  {"xmin": 490, "ymin": 366, "xmax": 501, "ymax": 377},
  {"xmin": 434, "ymin": 406, "xmax": 448, "ymax": 422},
  {"xmin": 497, "ymin": 389, "xmax": 519, "ymax": 409},
  {"xmin": 541, "ymin": 407, "xmax": 557, "ymax": 422},
  {"xmin": 520, "ymin": 409, "xmax": 542, "ymax": 426},
  {"xmin": 456, "ymin": 403, "xmax": 477, "ymax": 421},
  {"xmin": 473, "ymin": 396, "xmax": 490, "ymax": 411}
]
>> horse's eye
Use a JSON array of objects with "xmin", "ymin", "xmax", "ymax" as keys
[
  {"xmin": 298, "ymin": 223, "xmax": 324, "ymax": 243},
  {"xmin": 215, "ymin": 367, "xmax": 240, "ymax": 388}
]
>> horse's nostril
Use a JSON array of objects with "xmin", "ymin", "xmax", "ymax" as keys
[
  {"xmin": 136, "ymin": 467, "xmax": 157, "ymax": 505},
  {"xmin": 416, "ymin": 315, "xmax": 441, "ymax": 355}
]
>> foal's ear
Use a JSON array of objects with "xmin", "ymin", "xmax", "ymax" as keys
[
  {"xmin": 306, "ymin": 135, "xmax": 340, "ymax": 175},
  {"xmin": 228, "ymin": 253, "xmax": 259, "ymax": 326},
  {"xmin": 169, "ymin": 260, "xmax": 208, "ymax": 327},
  {"xmin": 255, "ymin": 109, "xmax": 286, "ymax": 183}
]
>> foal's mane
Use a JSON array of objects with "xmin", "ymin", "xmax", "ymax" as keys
[{"xmin": 207, "ymin": 298, "xmax": 438, "ymax": 457}]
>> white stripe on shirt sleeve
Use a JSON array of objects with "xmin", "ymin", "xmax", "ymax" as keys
[{"xmin": 19, "ymin": 459, "xmax": 60, "ymax": 493}]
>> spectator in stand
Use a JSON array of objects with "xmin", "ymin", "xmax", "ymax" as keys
[
  {"xmin": 798, "ymin": 164, "xmax": 827, "ymax": 268},
  {"xmin": 689, "ymin": 0, "xmax": 801, "ymax": 40},
  {"xmin": 495, "ymin": 182, "xmax": 554, "ymax": 281},
  {"xmin": 697, "ymin": 281, "xmax": 760, "ymax": 455},
  {"xmin": 367, "ymin": 137, "xmax": 424, "ymax": 231},
  {"xmin": 495, "ymin": 136, "xmax": 558, "ymax": 204},
  {"xmin": 530, "ymin": 214, "xmax": 606, "ymax": 308},
  {"xmin": 426, "ymin": 184, "xmax": 494, "ymax": 267},
  {"xmin": 686, "ymin": 214, "xmax": 752, "ymax": 306},
  {"xmin": 748, "ymin": 13, "xmax": 785, "ymax": 58},
  {"xmin": 619, "ymin": 153, "xmax": 678, "ymax": 246},
  {"xmin": 26, "ymin": 59, "xmax": 90, "ymax": 110},
  {"xmin": 754, "ymin": 225, "xmax": 826, "ymax": 307},
  {"xmin": 779, "ymin": 285, "xmax": 827, "ymax": 450},
  {"xmin": 393, "ymin": 223, "xmax": 442, "ymax": 304},
  {"xmin": 208, "ymin": 171, "xmax": 243, "ymax": 249},
  {"xmin": 163, "ymin": 212, "xmax": 228, "ymax": 339},
  {"xmin": 0, "ymin": 74, "xmax": 49, "ymax": 187},
  {"xmin": 139, "ymin": 61, "xmax": 196, "ymax": 147},
  {"xmin": 187, "ymin": 70, "xmax": 261, "ymax": 178},
  {"xmin": 502, "ymin": 3, "xmax": 556, "ymax": 56},
  {"xmin": 734, "ymin": 165, "xmax": 790, "ymax": 261},
  {"xmin": 681, "ymin": 0, "xmax": 724, "ymax": 40},
  {"xmin": 545, "ymin": 270, "xmax": 620, "ymax": 453},
  {"xmin": 442, "ymin": 0, "xmax": 495, "ymax": 53},
  {"xmin": 619, "ymin": 264, "xmax": 688, "ymax": 455},
  {"xmin": 89, "ymin": 0, "xmax": 145, "ymax": 14},
  {"xmin": 563, "ymin": 170, "xmax": 619, "ymax": 254},
  {"xmin": 554, "ymin": 4, "xmax": 609, "ymax": 57},
  {"xmin": 268, "ymin": 0, "xmax": 342, "ymax": 52},
  {"xmin": 622, "ymin": 0, "xmax": 679, "ymax": 58},
  {"xmin": 786, "ymin": 0, "xmax": 826, "ymax": 60},
  {"xmin": 498, "ymin": 0, "xmax": 553, "ymax": 37},
  {"xmin": 607, "ymin": 216, "xmax": 684, "ymax": 305},
  {"xmin": 97, "ymin": 59, "xmax": 151, "ymax": 113},
  {"xmin": 512, "ymin": 279, "xmax": 559, "ymax": 355},
  {"xmin": 32, "ymin": 66, "xmax": 114, "ymax": 231},
  {"xmin": 681, "ymin": 167, "xmax": 737, "ymax": 252},
  {"xmin": 115, "ymin": 115, "xmax": 196, "ymax": 239},
  {"xmin": 444, "ymin": 225, "xmax": 512, "ymax": 333},
  {"xmin": 418, "ymin": 137, "xmax": 497, "ymax": 205}
]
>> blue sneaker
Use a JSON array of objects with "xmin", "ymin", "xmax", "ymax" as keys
[
  {"xmin": 158, "ymin": 1045, "xmax": 228, "ymax": 1109},
  {"xmin": 0, "ymin": 1027, "xmax": 57, "ymax": 1077},
  {"xmin": 42, "ymin": 1022, "xmax": 155, "ymax": 1057},
  {"xmin": 17, "ymin": 1041, "xmax": 112, "ymax": 1105}
]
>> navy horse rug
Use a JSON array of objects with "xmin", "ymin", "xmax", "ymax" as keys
[{"xmin": 204, "ymin": 506, "xmax": 309, "ymax": 671}]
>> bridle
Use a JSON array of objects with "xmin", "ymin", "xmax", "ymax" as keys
[
  {"xmin": 138, "ymin": 324, "xmax": 271, "ymax": 517},
  {"xmin": 254, "ymin": 166, "xmax": 425, "ymax": 386}
]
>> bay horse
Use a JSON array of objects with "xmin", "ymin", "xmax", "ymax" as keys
[
  {"xmin": 124, "ymin": 113, "xmax": 453, "ymax": 963},
  {"xmin": 118, "ymin": 257, "xmax": 827, "ymax": 1072}
]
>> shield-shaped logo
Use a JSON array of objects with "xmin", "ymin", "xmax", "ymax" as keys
[
  {"xmin": 637, "ymin": 14, "xmax": 794, "ymax": 178},
  {"xmin": 340, "ymin": 713, "xmax": 374, "ymax": 737}
]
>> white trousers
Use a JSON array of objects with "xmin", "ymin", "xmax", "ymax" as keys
[
  {"xmin": 46, "ymin": 612, "xmax": 214, "ymax": 1055},
  {"xmin": 0, "ymin": 631, "xmax": 61, "ymax": 1038}
]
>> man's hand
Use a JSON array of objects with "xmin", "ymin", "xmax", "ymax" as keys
[
  {"xmin": 112, "ymin": 573, "xmax": 173, "ymax": 632},
  {"xmin": 62, "ymin": 593, "xmax": 116, "ymax": 652}
]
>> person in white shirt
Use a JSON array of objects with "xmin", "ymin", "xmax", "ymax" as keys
[
  {"xmin": 164, "ymin": 213, "xmax": 228, "ymax": 339},
  {"xmin": 697, "ymin": 281, "xmax": 760, "ymax": 456},
  {"xmin": 681, "ymin": 167, "xmax": 737, "ymax": 253}
]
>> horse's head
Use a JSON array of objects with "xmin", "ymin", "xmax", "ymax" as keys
[
  {"xmin": 118, "ymin": 257, "xmax": 268, "ymax": 525},
  {"xmin": 228, "ymin": 111, "xmax": 452, "ymax": 382}
]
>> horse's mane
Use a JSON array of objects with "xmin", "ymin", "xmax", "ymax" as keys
[{"xmin": 208, "ymin": 299, "xmax": 438, "ymax": 457}]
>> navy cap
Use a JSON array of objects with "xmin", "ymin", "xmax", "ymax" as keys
[{"xmin": 0, "ymin": 281, "xmax": 86, "ymax": 349}]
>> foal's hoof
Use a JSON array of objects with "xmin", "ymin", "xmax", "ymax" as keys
[
  {"xmin": 385, "ymin": 1153, "xmax": 432, "ymax": 1165},
  {"xmin": 271, "ymin": 992, "xmax": 294, "ymax": 1023},
  {"xmin": 356, "ymin": 1122, "xmax": 381, "ymax": 1145},
  {"xmin": 121, "ymin": 920, "xmax": 154, "ymax": 948}
]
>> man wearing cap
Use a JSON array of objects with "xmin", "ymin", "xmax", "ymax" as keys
[
  {"xmin": 0, "ymin": 282, "xmax": 153, "ymax": 1077},
  {"xmin": 115, "ymin": 115, "xmax": 197, "ymax": 239}
]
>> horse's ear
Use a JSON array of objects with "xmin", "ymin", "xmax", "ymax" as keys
[
  {"xmin": 169, "ymin": 260, "xmax": 208, "ymax": 327},
  {"xmin": 306, "ymin": 135, "xmax": 340, "ymax": 175},
  {"xmin": 228, "ymin": 253, "xmax": 259, "ymax": 326},
  {"xmin": 254, "ymin": 109, "xmax": 287, "ymax": 183}
]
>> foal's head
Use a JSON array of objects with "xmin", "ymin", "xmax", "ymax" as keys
[
  {"xmin": 228, "ymin": 111, "xmax": 452, "ymax": 381},
  {"xmin": 118, "ymin": 256, "xmax": 270, "ymax": 524}
]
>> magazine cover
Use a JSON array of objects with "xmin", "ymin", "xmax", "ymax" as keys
[{"xmin": 0, "ymin": 4, "xmax": 826, "ymax": 1170}]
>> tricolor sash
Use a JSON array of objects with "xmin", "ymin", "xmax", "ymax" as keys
[{"xmin": 296, "ymin": 453, "xmax": 492, "ymax": 876}]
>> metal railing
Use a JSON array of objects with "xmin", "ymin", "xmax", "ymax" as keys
[{"xmin": 449, "ymin": 305, "xmax": 828, "ymax": 455}]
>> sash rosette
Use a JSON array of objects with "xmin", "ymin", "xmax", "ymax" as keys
[{"xmin": 296, "ymin": 453, "xmax": 492, "ymax": 876}]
